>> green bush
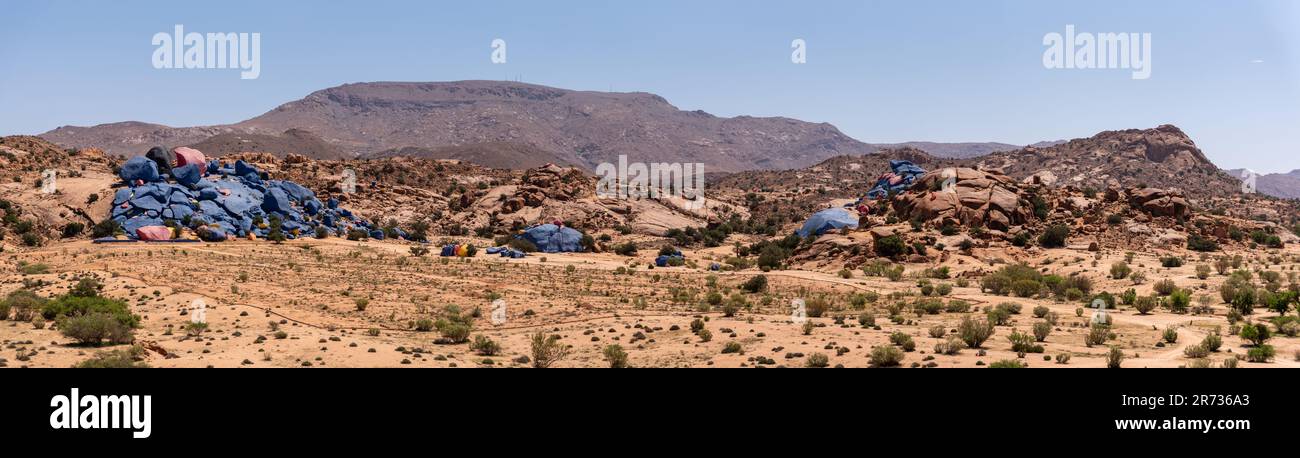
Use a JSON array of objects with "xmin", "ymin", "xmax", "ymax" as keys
[
  {"xmin": 1032, "ymin": 321, "xmax": 1052, "ymax": 342},
  {"xmin": 433, "ymin": 306, "xmax": 474, "ymax": 344},
  {"xmin": 989, "ymin": 360, "xmax": 1025, "ymax": 368},
  {"xmin": 1008, "ymin": 329, "xmax": 1043, "ymax": 353},
  {"xmin": 603, "ymin": 345, "xmax": 629, "ymax": 368},
  {"xmin": 1133, "ymin": 295, "xmax": 1157, "ymax": 315},
  {"xmin": 60, "ymin": 313, "xmax": 134, "ymax": 346},
  {"xmin": 42, "ymin": 295, "xmax": 138, "ymax": 328},
  {"xmin": 874, "ymin": 235, "xmax": 907, "ymax": 258},
  {"xmin": 1037, "ymin": 224, "xmax": 1070, "ymax": 248},
  {"xmin": 1202, "ymin": 333, "xmax": 1223, "ymax": 352},
  {"xmin": 1247, "ymin": 345, "xmax": 1275, "ymax": 363},
  {"xmin": 741, "ymin": 275, "xmax": 768, "ymax": 293},
  {"xmin": 1186, "ymin": 234, "xmax": 1219, "ymax": 252},
  {"xmin": 613, "ymin": 242, "xmax": 638, "ymax": 256},
  {"xmin": 1239, "ymin": 322, "xmax": 1271, "ymax": 347},
  {"xmin": 1084, "ymin": 324, "xmax": 1109, "ymax": 347},
  {"xmin": 869, "ymin": 345, "xmax": 904, "ymax": 367},
  {"xmin": 1167, "ymin": 289, "xmax": 1191, "ymax": 313},
  {"xmin": 1160, "ymin": 256, "xmax": 1184, "ymax": 268},
  {"xmin": 470, "ymin": 335, "xmax": 500, "ymax": 356},
  {"xmin": 958, "ymin": 315, "xmax": 994, "ymax": 348}
]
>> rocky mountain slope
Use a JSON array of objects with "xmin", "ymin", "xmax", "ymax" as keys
[{"xmin": 40, "ymin": 81, "xmax": 1028, "ymax": 172}]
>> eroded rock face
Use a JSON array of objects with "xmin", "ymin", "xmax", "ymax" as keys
[
  {"xmin": 891, "ymin": 168, "xmax": 1033, "ymax": 231},
  {"xmin": 1128, "ymin": 187, "xmax": 1190, "ymax": 219}
]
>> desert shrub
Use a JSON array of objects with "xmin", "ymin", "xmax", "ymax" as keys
[
  {"xmin": 805, "ymin": 353, "xmax": 830, "ymax": 368},
  {"xmin": 613, "ymin": 242, "xmax": 638, "ymax": 256},
  {"xmin": 1167, "ymin": 289, "xmax": 1191, "ymax": 313},
  {"xmin": 354, "ymin": 298, "xmax": 370, "ymax": 311},
  {"xmin": 934, "ymin": 337, "xmax": 963, "ymax": 355},
  {"xmin": 805, "ymin": 295, "xmax": 831, "ymax": 318},
  {"xmin": 944, "ymin": 300, "xmax": 971, "ymax": 313},
  {"xmin": 529, "ymin": 332, "xmax": 571, "ymax": 368},
  {"xmin": 1106, "ymin": 346, "xmax": 1124, "ymax": 368},
  {"xmin": 985, "ymin": 306, "xmax": 1010, "ymax": 326},
  {"xmin": 3, "ymin": 289, "xmax": 48, "ymax": 321},
  {"xmin": 1195, "ymin": 265, "xmax": 1212, "ymax": 280},
  {"xmin": 869, "ymin": 345, "xmax": 904, "ymax": 367},
  {"xmin": 1008, "ymin": 330, "xmax": 1043, "ymax": 353},
  {"xmin": 1038, "ymin": 224, "xmax": 1070, "ymax": 248},
  {"xmin": 1183, "ymin": 344, "xmax": 1209, "ymax": 359},
  {"xmin": 1186, "ymin": 234, "xmax": 1219, "ymax": 252},
  {"xmin": 1110, "ymin": 262, "xmax": 1131, "ymax": 280},
  {"xmin": 433, "ymin": 306, "xmax": 474, "ymax": 344},
  {"xmin": 1163, "ymin": 326, "xmax": 1179, "ymax": 344},
  {"xmin": 90, "ymin": 219, "xmax": 122, "ymax": 238},
  {"xmin": 60, "ymin": 313, "xmax": 134, "ymax": 346},
  {"xmin": 1239, "ymin": 322, "xmax": 1271, "ymax": 347},
  {"xmin": 42, "ymin": 295, "xmax": 138, "ymax": 328},
  {"xmin": 75, "ymin": 345, "xmax": 148, "ymax": 368},
  {"xmin": 1202, "ymin": 333, "xmax": 1223, "ymax": 352},
  {"xmin": 935, "ymin": 283, "xmax": 953, "ymax": 296},
  {"xmin": 1153, "ymin": 279, "xmax": 1177, "ymax": 296},
  {"xmin": 1084, "ymin": 324, "xmax": 1109, "ymax": 347},
  {"xmin": 874, "ymin": 235, "xmax": 907, "ymax": 258},
  {"xmin": 741, "ymin": 275, "xmax": 768, "ymax": 293},
  {"xmin": 470, "ymin": 335, "xmax": 501, "ymax": 356},
  {"xmin": 1032, "ymin": 321, "xmax": 1052, "ymax": 342},
  {"xmin": 1247, "ymin": 345, "xmax": 1276, "ymax": 363},
  {"xmin": 1120, "ymin": 288, "xmax": 1137, "ymax": 305},
  {"xmin": 1010, "ymin": 279, "xmax": 1041, "ymax": 298},
  {"xmin": 1055, "ymin": 353, "xmax": 1071, "ymax": 365},
  {"xmin": 989, "ymin": 360, "xmax": 1025, "ymax": 368},
  {"xmin": 721, "ymin": 341, "xmax": 743, "ymax": 354},
  {"xmin": 1129, "ymin": 271, "xmax": 1147, "ymax": 285},
  {"xmin": 1161, "ymin": 256, "xmax": 1184, "ymax": 268},
  {"xmin": 928, "ymin": 325, "xmax": 947, "ymax": 339},
  {"xmin": 889, "ymin": 332, "xmax": 916, "ymax": 352},
  {"xmin": 698, "ymin": 329, "xmax": 713, "ymax": 342},
  {"xmin": 603, "ymin": 344, "xmax": 629, "ymax": 368},
  {"xmin": 913, "ymin": 298, "xmax": 943, "ymax": 315},
  {"xmin": 1132, "ymin": 295, "xmax": 1157, "ymax": 315},
  {"xmin": 981, "ymin": 264, "xmax": 1041, "ymax": 296},
  {"xmin": 958, "ymin": 315, "xmax": 994, "ymax": 348}
]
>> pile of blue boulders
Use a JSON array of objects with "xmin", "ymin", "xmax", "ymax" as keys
[{"xmin": 111, "ymin": 155, "xmax": 380, "ymax": 241}]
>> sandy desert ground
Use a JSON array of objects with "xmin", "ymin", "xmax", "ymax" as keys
[{"xmin": 4, "ymin": 236, "xmax": 1296, "ymax": 368}]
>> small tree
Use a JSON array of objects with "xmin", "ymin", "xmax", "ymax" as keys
[{"xmin": 530, "ymin": 332, "xmax": 570, "ymax": 368}]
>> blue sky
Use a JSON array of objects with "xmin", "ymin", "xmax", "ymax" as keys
[{"xmin": 2, "ymin": 0, "xmax": 1298, "ymax": 172}]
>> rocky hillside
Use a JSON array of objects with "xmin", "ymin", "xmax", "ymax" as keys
[
  {"xmin": 39, "ymin": 81, "xmax": 1036, "ymax": 172},
  {"xmin": 971, "ymin": 125, "xmax": 1240, "ymax": 199}
]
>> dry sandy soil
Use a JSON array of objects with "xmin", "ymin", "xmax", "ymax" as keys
[{"xmin": 4, "ymin": 235, "xmax": 1298, "ymax": 369}]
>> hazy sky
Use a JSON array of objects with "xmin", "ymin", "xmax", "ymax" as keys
[{"xmin": 2, "ymin": 0, "xmax": 1298, "ymax": 172}]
